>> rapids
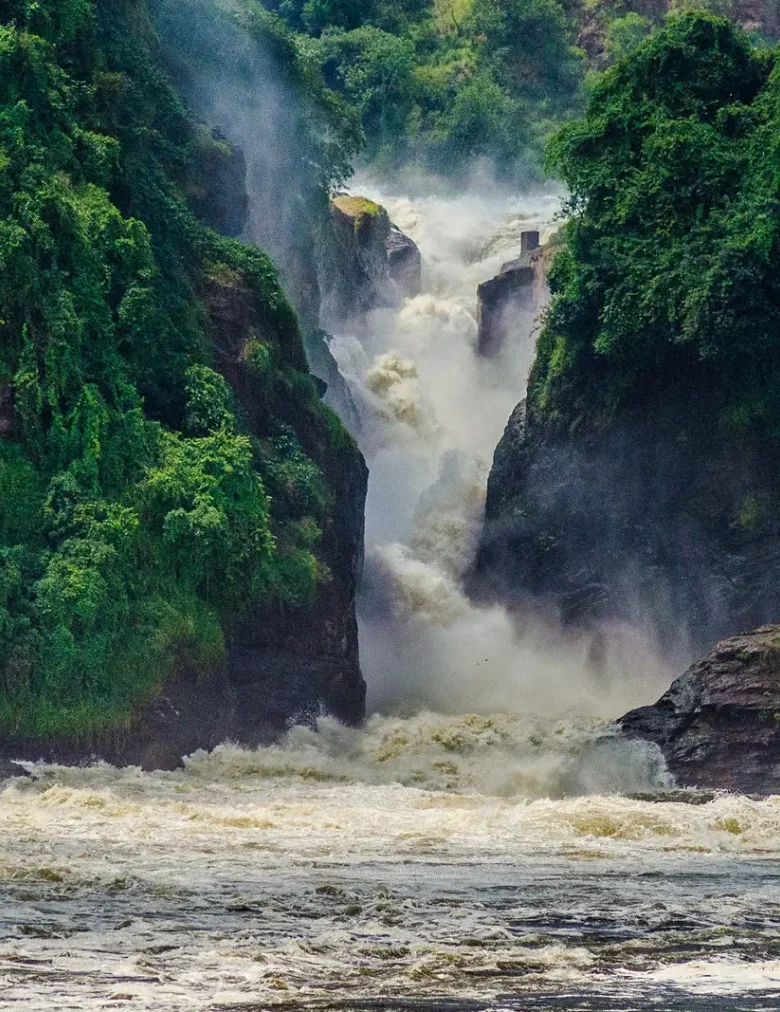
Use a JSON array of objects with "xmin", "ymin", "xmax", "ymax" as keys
[
  {"xmin": 328, "ymin": 183, "xmax": 672, "ymax": 717},
  {"xmin": 3, "ymin": 721, "xmax": 780, "ymax": 1009},
  {"xmin": 3, "ymin": 188, "xmax": 780, "ymax": 1011}
]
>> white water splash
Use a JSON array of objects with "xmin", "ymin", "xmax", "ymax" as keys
[
  {"xmin": 2, "ymin": 743, "xmax": 780, "ymax": 1010},
  {"xmin": 328, "ymin": 181, "xmax": 673, "ymax": 718}
]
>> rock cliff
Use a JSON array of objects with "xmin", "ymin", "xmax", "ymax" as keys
[
  {"xmin": 319, "ymin": 195, "xmax": 421, "ymax": 332},
  {"xmin": 619, "ymin": 626, "xmax": 780, "ymax": 793},
  {"xmin": 472, "ymin": 390, "xmax": 780, "ymax": 660},
  {"xmin": 575, "ymin": 0, "xmax": 780, "ymax": 67},
  {"xmin": 476, "ymin": 231, "xmax": 549, "ymax": 358},
  {"xmin": 1, "ymin": 274, "xmax": 368, "ymax": 771},
  {"xmin": 0, "ymin": 0, "xmax": 373, "ymax": 770}
]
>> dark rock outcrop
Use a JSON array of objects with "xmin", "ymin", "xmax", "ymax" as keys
[
  {"xmin": 472, "ymin": 390, "xmax": 780, "ymax": 659},
  {"xmin": 0, "ymin": 759, "xmax": 30, "ymax": 782},
  {"xmin": 189, "ymin": 128, "xmax": 249, "ymax": 239},
  {"xmin": 319, "ymin": 195, "xmax": 395, "ymax": 331},
  {"xmin": 619, "ymin": 626, "xmax": 780, "ymax": 793},
  {"xmin": 319, "ymin": 195, "xmax": 421, "ymax": 331},
  {"xmin": 476, "ymin": 232, "xmax": 548, "ymax": 358},
  {"xmin": 202, "ymin": 272, "xmax": 368, "ymax": 730},
  {"xmin": 386, "ymin": 223, "xmax": 422, "ymax": 298},
  {"xmin": 0, "ymin": 275, "xmax": 368, "ymax": 772}
]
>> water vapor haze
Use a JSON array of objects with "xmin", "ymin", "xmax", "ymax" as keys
[
  {"xmin": 146, "ymin": 3, "xmax": 674, "ymax": 726},
  {"xmin": 151, "ymin": 0, "xmax": 339, "ymax": 331},
  {"xmin": 329, "ymin": 180, "xmax": 674, "ymax": 720}
]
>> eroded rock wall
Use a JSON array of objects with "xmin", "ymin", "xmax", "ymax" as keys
[
  {"xmin": 619, "ymin": 626, "xmax": 780, "ymax": 793},
  {"xmin": 472, "ymin": 390, "xmax": 780, "ymax": 660}
]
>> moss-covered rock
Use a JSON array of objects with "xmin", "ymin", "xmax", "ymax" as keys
[
  {"xmin": 472, "ymin": 16, "xmax": 780, "ymax": 660},
  {"xmin": 319, "ymin": 194, "xmax": 421, "ymax": 331}
]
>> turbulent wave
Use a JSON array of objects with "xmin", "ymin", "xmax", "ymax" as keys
[
  {"xmin": 4, "ymin": 721, "xmax": 780, "ymax": 1009},
  {"xmin": 6, "ymin": 182, "xmax": 772, "ymax": 1012}
]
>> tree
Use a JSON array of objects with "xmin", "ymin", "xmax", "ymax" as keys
[{"xmin": 531, "ymin": 13, "xmax": 780, "ymax": 435}]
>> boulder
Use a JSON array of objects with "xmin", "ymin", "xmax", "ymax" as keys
[
  {"xmin": 476, "ymin": 231, "xmax": 548, "ymax": 358},
  {"xmin": 0, "ymin": 759, "xmax": 30, "ymax": 783},
  {"xmin": 319, "ymin": 195, "xmax": 421, "ymax": 331},
  {"xmin": 619, "ymin": 626, "xmax": 780, "ymax": 793},
  {"xmin": 319, "ymin": 195, "xmax": 395, "ymax": 331}
]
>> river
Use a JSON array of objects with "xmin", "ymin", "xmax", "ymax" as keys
[{"xmin": 2, "ymin": 188, "xmax": 780, "ymax": 1011}]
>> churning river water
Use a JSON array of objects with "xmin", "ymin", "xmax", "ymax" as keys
[
  {"xmin": 3, "ymin": 189, "xmax": 780, "ymax": 1011},
  {"xmin": 3, "ymin": 716, "xmax": 780, "ymax": 1010}
]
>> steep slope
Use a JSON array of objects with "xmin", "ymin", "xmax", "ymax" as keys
[
  {"xmin": 568, "ymin": 0, "xmax": 780, "ymax": 66},
  {"xmin": 474, "ymin": 14, "xmax": 780, "ymax": 660},
  {"xmin": 0, "ymin": 0, "xmax": 366, "ymax": 762}
]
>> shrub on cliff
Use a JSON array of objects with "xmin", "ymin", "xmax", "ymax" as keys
[
  {"xmin": 531, "ymin": 12, "xmax": 780, "ymax": 436},
  {"xmin": 0, "ymin": 0, "xmax": 344, "ymax": 736}
]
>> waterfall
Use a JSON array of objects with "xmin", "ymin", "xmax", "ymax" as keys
[{"xmin": 325, "ymin": 183, "xmax": 670, "ymax": 718}]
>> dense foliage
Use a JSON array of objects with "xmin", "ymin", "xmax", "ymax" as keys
[
  {"xmin": 257, "ymin": 0, "xmax": 586, "ymax": 181},
  {"xmin": 530, "ymin": 13, "xmax": 780, "ymax": 437},
  {"xmin": 0, "ymin": 0, "xmax": 345, "ymax": 736}
]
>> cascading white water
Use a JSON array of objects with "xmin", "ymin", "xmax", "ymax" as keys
[
  {"xmin": 4, "ymin": 183, "xmax": 780, "ymax": 1012},
  {"xmin": 327, "ymin": 183, "xmax": 673, "ymax": 719}
]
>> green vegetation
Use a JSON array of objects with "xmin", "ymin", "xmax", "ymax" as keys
[
  {"xmin": 0, "ymin": 0, "xmax": 347, "ymax": 736},
  {"xmin": 530, "ymin": 13, "xmax": 780, "ymax": 438},
  {"xmin": 257, "ymin": 0, "xmax": 586, "ymax": 181}
]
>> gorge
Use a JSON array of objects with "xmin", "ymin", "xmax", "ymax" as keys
[{"xmin": 3, "ymin": 2, "xmax": 780, "ymax": 1010}]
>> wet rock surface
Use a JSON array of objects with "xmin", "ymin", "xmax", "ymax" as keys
[
  {"xmin": 472, "ymin": 389, "xmax": 780, "ymax": 658},
  {"xmin": 619, "ymin": 626, "xmax": 780, "ymax": 793},
  {"xmin": 319, "ymin": 194, "xmax": 421, "ymax": 331},
  {"xmin": 197, "ymin": 272, "xmax": 368, "ymax": 734},
  {"xmin": 386, "ymin": 223, "xmax": 422, "ymax": 298},
  {"xmin": 0, "ymin": 758, "xmax": 30, "ymax": 782},
  {"xmin": 476, "ymin": 232, "xmax": 548, "ymax": 358},
  {"xmin": 319, "ymin": 195, "xmax": 395, "ymax": 330}
]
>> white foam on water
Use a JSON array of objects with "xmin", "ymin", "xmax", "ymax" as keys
[
  {"xmin": 4, "ymin": 184, "xmax": 777, "ymax": 1011},
  {"xmin": 3, "ymin": 735, "xmax": 780, "ymax": 1009}
]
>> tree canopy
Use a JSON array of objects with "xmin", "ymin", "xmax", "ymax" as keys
[
  {"xmin": 531, "ymin": 13, "xmax": 780, "ymax": 438},
  {"xmin": 0, "ymin": 0, "xmax": 345, "ymax": 736}
]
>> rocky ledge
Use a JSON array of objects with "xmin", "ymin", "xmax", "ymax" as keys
[
  {"xmin": 476, "ymin": 231, "xmax": 549, "ymax": 358},
  {"xmin": 472, "ymin": 385, "xmax": 780, "ymax": 659},
  {"xmin": 619, "ymin": 626, "xmax": 780, "ymax": 794},
  {"xmin": 319, "ymin": 195, "xmax": 421, "ymax": 331}
]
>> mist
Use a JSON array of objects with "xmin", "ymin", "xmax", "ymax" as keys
[
  {"xmin": 149, "ymin": 0, "xmax": 341, "ymax": 334},
  {"xmin": 146, "ymin": 2, "xmax": 673, "ymax": 723},
  {"xmin": 328, "ymin": 180, "xmax": 674, "ymax": 720}
]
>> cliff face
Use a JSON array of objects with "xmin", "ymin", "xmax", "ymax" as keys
[
  {"xmin": 473, "ymin": 16, "xmax": 780, "ymax": 668},
  {"xmin": 473, "ymin": 391, "xmax": 780, "ymax": 660},
  {"xmin": 1, "ymin": 275, "xmax": 368, "ymax": 771},
  {"xmin": 319, "ymin": 195, "xmax": 420, "ymax": 332},
  {"xmin": 0, "ymin": 0, "xmax": 370, "ymax": 769},
  {"xmin": 476, "ymin": 231, "xmax": 549, "ymax": 358},
  {"xmin": 574, "ymin": 0, "xmax": 780, "ymax": 66},
  {"xmin": 203, "ymin": 274, "xmax": 367, "ymax": 734}
]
